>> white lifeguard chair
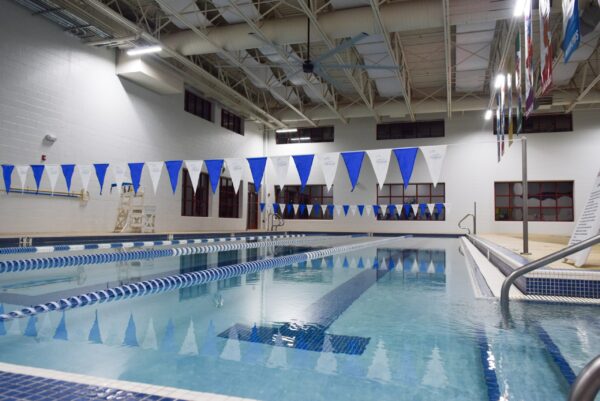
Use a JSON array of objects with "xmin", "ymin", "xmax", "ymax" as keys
[{"xmin": 114, "ymin": 184, "xmax": 156, "ymax": 233}]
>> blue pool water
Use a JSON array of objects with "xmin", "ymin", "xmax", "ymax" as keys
[{"xmin": 0, "ymin": 236, "xmax": 598, "ymax": 401}]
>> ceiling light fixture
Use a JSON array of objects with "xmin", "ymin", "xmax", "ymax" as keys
[
  {"xmin": 126, "ymin": 45, "xmax": 162, "ymax": 56},
  {"xmin": 275, "ymin": 128, "xmax": 298, "ymax": 133},
  {"xmin": 494, "ymin": 74, "xmax": 506, "ymax": 89},
  {"xmin": 484, "ymin": 109, "xmax": 493, "ymax": 120},
  {"xmin": 514, "ymin": 0, "xmax": 526, "ymax": 17}
]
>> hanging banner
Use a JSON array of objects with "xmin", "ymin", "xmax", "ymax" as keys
[
  {"xmin": 366, "ymin": 149, "xmax": 392, "ymax": 191},
  {"xmin": 507, "ymin": 73, "xmax": 514, "ymax": 147},
  {"xmin": 15, "ymin": 165, "xmax": 29, "ymax": 191},
  {"xmin": 224, "ymin": 158, "xmax": 245, "ymax": 194},
  {"xmin": 539, "ymin": 0, "xmax": 553, "ymax": 94},
  {"xmin": 128, "ymin": 163, "xmax": 144, "ymax": 194},
  {"xmin": 247, "ymin": 157, "xmax": 267, "ymax": 192},
  {"xmin": 77, "ymin": 164, "xmax": 93, "ymax": 193},
  {"xmin": 421, "ymin": 146, "xmax": 447, "ymax": 187},
  {"xmin": 204, "ymin": 159, "xmax": 224, "ymax": 194},
  {"xmin": 165, "ymin": 160, "xmax": 184, "ymax": 194},
  {"xmin": 292, "ymin": 154, "xmax": 314, "ymax": 191},
  {"xmin": 562, "ymin": 0, "xmax": 581, "ymax": 63},
  {"xmin": 316, "ymin": 152, "xmax": 339, "ymax": 192},
  {"xmin": 393, "ymin": 148, "xmax": 419, "ymax": 189},
  {"xmin": 341, "ymin": 151, "xmax": 365, "ymax": 192},
  {"xmin": 500, "ymin": 77, "xmax": 506, "ymax": 156},
  {"xmin": 112, "ymin": 163, "xmax": 128, "ymax": 190},
  {"xmin": 1, "ymin": 165, "xmax": 14, "ymax": 193},
  {"xmin": 515, "ymin": 32, "xmax": 523, "ymax": 135},
  {"xmin": 566, "ymin": 169, "xmax": 600, "ymax": 267},
  {"xmin": 45, "ymin": 164, "xmax": 60, "ymax": 193},
  {"xmin": 61, "ymin": 164, "xmax": 75, "ymax": 193},
  {"xmin": 496, "ymin": 93, "xmax": 502, "ymax": 162},
  {"xmin": 146, "ymin": 161, "xmax": 164, "ymax": 195},
  {"xmin": 524, "ymin": 0, "xmax": 535, "ymax": 116},
  {"xmin": 269, "ymin": 156, "xmax": 290, "ymax": 192},
  {"xmin": 31, "ymin": 165, "xmax": 45, "ymax": 192}
]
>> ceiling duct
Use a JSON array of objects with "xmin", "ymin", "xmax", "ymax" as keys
[
  {"xmin": 157, "ymin": 0, "xmax": 211, "ymax": 28},
  {"xmin": 454, "ymin": 21, "xmax": 495, "ymax": 92}
]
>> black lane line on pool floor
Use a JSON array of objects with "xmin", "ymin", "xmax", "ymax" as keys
[{"xmin": 218, "ymin": 268, "xmax": 389, "ymax": 355}]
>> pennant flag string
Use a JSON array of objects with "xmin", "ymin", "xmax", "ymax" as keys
[
  {"xmin": 292, "ymin": 154, "xmax": 314, "ymax": 191},
  {"xmin": 247, "ymin": 157, "xmax": 267, "ymax": 192},
  {"xmin": 165, "ymin": 160, "xmax": 184, "ymax": 194},
  {"xmin": 128, "ymin": 162, "xmax": 145, "ymax": 194},
  {"xmin": 341, "ymin": 151, "xmax": 365, "ymax": 192},
  {"xmin": 31, "ymin": 164, "xmax": 45, "ymax": 192},
  {"xmin": 93, "ymin": 163, "xmax": 109, "ymax": 195},
  {"xmin": 204, "ymin": 159, "xmax": 224, "ymax": 194},
  {"xmin": 2, "ymin": 164, "xmax": 14, "ymax": 194},
  {"xmin": 61, "ymin": 164, "xmax": 75, "ymax": 193},
  {"xmin": 393, "ymin": 148, "xmax": 418, "ymax": 189}
]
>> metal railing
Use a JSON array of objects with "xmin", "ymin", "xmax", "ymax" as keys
[
  {"xmin": 267, "ymin": 212, "xmax": 285, "ymax": 231},
  {"xmin": 458, "ymin": 202, "xmax": 477, "ymax": 235},
  {"xmin": 568, "ymin": 355, "xmax": 600, "ymax": 401}
]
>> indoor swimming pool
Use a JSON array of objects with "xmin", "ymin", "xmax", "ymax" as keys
[{"xmin": 0, "ymin": 235, "xmax": 598, "ymax": 401}]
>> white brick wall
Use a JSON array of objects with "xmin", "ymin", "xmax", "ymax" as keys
[{"xmin": 0, "ymin": 1, "xmax": 264, "ymax": 235}]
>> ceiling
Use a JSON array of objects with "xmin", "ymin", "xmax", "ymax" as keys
[{"xmin": 11, "ymin": 0, "xmax": 600, "ymax": 128}]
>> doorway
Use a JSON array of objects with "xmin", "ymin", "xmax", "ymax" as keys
[{"xmin": 247, "ymin": 183, "xmax": 259, "ymax": 230}]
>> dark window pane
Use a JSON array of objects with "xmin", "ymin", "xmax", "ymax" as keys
[
  {"xmin": 377, "ymin": 120, "xmax": 445, "ymax": 140},
  {"xmin": 277, "ymin": 126, "xmax": 335, "ymax": 144},
  {"xmin": 494, "ymin": 181, "xmax": 573, "ymax": 222}
]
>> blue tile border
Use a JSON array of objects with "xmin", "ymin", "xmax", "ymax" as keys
[{"xmin": 534, "ymin": 324, "xmax": 576, "ymax": 385}]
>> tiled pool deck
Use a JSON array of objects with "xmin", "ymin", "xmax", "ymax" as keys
[{"xmin": 0, "ymin": 362, "xmax": 256, "ymax": 401}]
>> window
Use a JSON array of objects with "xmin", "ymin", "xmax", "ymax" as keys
[
  {"xmin": 181, "ymin": 169, "xmax": 209, "ymax": 217},
  {"xmin": 493, "ymin": 113, "xmax": 573, "ymax": 135},
  {"xmin": 221, "ymin": 108, "xmax": 244, "ymax": 135},
  {"xmin": 495, "ymin": 181, "xmax": 574, "ymax": 221},
  {"xmin": 376, "ymin": 183, "xmax": 445, "ymax": 221},
  {"xmin": 377, "ymin": 120, "xmax": 444, "ymax": 140},
  {"xmin": 219, "ymin": 177, "xmax": 241, "ymax": 218},
  {"xmin": 276, "ymin": 126, "xmax": 334, "ymax": 144},
  {"xmin": 275, "ymin": 185, "xmax": 333, "ymax": 219},
  {"xmin": 184, "ymin": 90, "xmax": 213, "ymax": 122}
]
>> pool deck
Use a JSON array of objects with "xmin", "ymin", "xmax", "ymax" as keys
[{"xmin": 479, "ymin": 233, "xmax": 600, "ymax": 270}]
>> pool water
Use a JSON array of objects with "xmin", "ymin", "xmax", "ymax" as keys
[{"xmin": 0, "ymin": 237, "xmax": 598, "ymax": 401}]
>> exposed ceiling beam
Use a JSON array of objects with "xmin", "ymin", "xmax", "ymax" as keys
[
  {"xmin": 78, "ymin": 0, "xmax": 286, "ymax": 129},
  {"xmin": 486, "ymin": 18, "xmax": 517, "ymax": 111},
  {"xmin": 227, "ymin": 0, "xmax": 348, "ymax": 124},
  {"xmin": 368, "ymin": 0, "xmax": 415, "ymax": 121},
  {"xmin": 442, "ymin": 0, "xmax": 452, "ymax": 117},
  {"xmin": 297, "ymin": 0, "xmax": 380, "ymax": 122},
  {"xmin": 566, "ymin": 67, "xmax": 600, "ymax": 112},
  {"xmin": 154, "ymin": 0, "xmax": 317, "ymax": 127}
]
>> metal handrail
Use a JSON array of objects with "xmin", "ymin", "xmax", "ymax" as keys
[
  {"xmin": 458, "ymin": 214, "xmax": 474, "ymax": 234},
  {"xmin": 568, "ymin": 355, "xmax": 600, "ymax": 401},
  {"xmin": 500, "ymin": 234, "xmax": 600, "ymax": 317}
]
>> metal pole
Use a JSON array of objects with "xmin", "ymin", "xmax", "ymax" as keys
[
  {"xmin": 522, "ymin": 136, "xmax": 529, "ymax": 254},
  {"xmin": 568, "ymin": 355, "xmax": 600, "ymax": 401},
  {"xmin": 473, "ymin": 201, "xmax": 477, "ymax": 235}
]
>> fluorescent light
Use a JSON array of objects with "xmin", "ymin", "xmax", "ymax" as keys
[
  {"xmin": 126, "ymin": 45, "xmax": 162, "ymax": 56},
  {"xmin": 514, "ymin": 0, "xmax": 526, "ymax": 17},
  {"xmin": 494, "ymin": 74, "xmax": 505, "ymax": 89},
  {"xmin": 275, "ymin": 128, "xmax": 298, "ymax": 133},
  {"xmin": 290, "ymin": 137, "xmax": 310, "ymax": 141},
  {"xmin": 484, "ymin": 109, "xmax": 493, "ymax": 120}
]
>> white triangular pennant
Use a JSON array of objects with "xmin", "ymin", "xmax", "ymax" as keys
[
  {"xmin": 307, "ymin": 204, "xmax": 314, "ymax": 216},
  {"xmin": 411, "ymin": 204, "xmax": 419, "ymax": 216},
  {"xmin": 15, "ymin": 165, "xmax": 29, "ymax": 191},
  {"xmin": 366, "ymin": 149, "xmax": 392, "ymax": 190},
  {"xmin": 184, "ymin": 160, "xmax": 204, "ymax": 194},
  {"xmin": 316, "ymin": 152, "xmax": 340, "ymax": 191},
  {"xmin": 77, "ymin": 164, "xmax": 93, "ymax": 192},
  {"xmin": 380, "ymin": 204, "xmax": 388, "ymax": 215},
  {"xmin": 280, "ymin": 203, "xmax": 286, "ymax": 214},
  {"xmin": 421, "ymin": 145, "xmax": 447, "ymax": 187},
  {"xmin": 146, "ymin": 161, "xmax": 164, "ymax": 195},
  {"xmin": 179, "ymin": 319, "xmax": 199, "ymax": 356},
  {"xmin": 427, "ymin": 260, "xmax": 435, "ymax": 274},
  {"xmin": 350, "ymin": 205, "xmax": 357, "ymax": 216},
  {"xmin": 45, "ymin": 164, "xmax": 60, "ymax": 193},
  {"xmin": 293, "ymin": 204, "xmax": 299, "ymax": 215},
  {"xmin": 112, "ymin": 163, "xmax": 128, "ymax": 190},
  {"xmin": 336, "ymin": 205, "xmax": 342, "ymax": 216},
  {"xmin": 427, "ymin": 203, "xmax": 435, "ymax": 215},
  {"xmin": 225, "ymin": 158, "xmax": 245, "ymax": 194},
  {"xmin": 366, "ymin": 206, "xmax": 372, "ymax": 216},
  {"xmin": 396, "ymin": 204, "xmax": 403, "ymax": 215},
  {"xmin": 367, "ymin": 340, "xmax": 391, "ymax": 382},
  {"xmin": 321, "ymin": 204, "xmax": 327, "ymax": 214},
  {"xmin": 141, "ymin": 318, "xmax": 158, "ymax": 350},
  {"xmin": 220, "ymin": 325, "xmax": 241, "ymax": 361},
  {"xmin": 269, "ymin": 156, "xmax": 290, "ymax": 191}
]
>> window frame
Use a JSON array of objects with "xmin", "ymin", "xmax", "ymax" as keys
[
  {"xmin": 274, "ymin": 185, "xmax": 334, "ymax": 220},
  {"xmin": 376, "ymin": 183, "xmax": 446, "ymax": 221},
  {"xmin": 218, "ymin": 176, "xmax": 241, "ymax": 218},
  {"xmin": 376, "ymin": 120, "xmax": 445, "ymax": 140},
  {"xmin": 493, "ymin": 113, "xmax": 573, "ymax": 135},
  {"xmin": 181, "ymin": 169, "xmax": 210, "ymax": 217},
  {"xmin": 184, "ymin": 89, "xmax": 213, "ymax": 122},
  {"xmin": 276, "ymin": 126, "xmax": 334, "ymax": 144},
  {"xmin": 221, "ymin": 108, "xmax": 244, "ymax": 135}
]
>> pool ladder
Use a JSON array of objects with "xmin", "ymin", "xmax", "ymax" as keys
[
  {"xmin": 267, "ymin": 212, "xmax": 285, "ymax": 231},
  {"xmin": 498, "ymin": 233, "xmax": 600, "ymax": 401}
]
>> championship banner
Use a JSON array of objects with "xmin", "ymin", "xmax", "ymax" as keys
[
  {"xmin": 507, "ymin": 73, "xmax": 514, "ymax": 147},
  {"xmin": 496, "ymin": 93, "xmax": 501, "ymax": 162},
  {"xmin": 539, "ymin": 0, "xmax": 553, "ymax": 94},
  {"xmin": 524, "ymin": 0, "xmax": 535, "ymax": 116},
  {"xmin": 515, "ymin": 31, "xmax": 523, "ymax": 135},
  {"xmin": 500, "ymin": 78, "xmax": 506, "ymax": 156},
  {"xmin": 562, "ymin": 0, "xmax": 581, "ymax": 63}
]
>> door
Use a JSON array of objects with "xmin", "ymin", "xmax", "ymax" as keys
[{"xmin": 247, "ymin": 183, "xmax": 259, "ymax": 230}]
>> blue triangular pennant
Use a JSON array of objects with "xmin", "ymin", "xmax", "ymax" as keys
[
  {"xmin": 357, "ymin": 205, "xmax": 364, "ymax": 216},
  {"xmin": 1, "ymin": 165, "xmax": 14, "ymax": 194},
  {"xmin": 93, "ymin": 163, "xmax": 109, "ymax": 194},
  {"xmin": 388, "ymin": 258, "xmax": 396, "ymax": 270},
  {"xmin": 61, "ymin": 164, "xmax": 75, "ymax": 193},
  {"xmin": 357, "ymin": 257, "xmax": 364, "ymax": 268},
  {"xmin": 327, "ymin": 204, "xmax": 335, "ymax": 217},
  {"xmin": 53, "ymin": 311, "xmax": 68, "ymax": 341},
  {"xmin": 128, "ymin": 162, "xmax": 144, "ymax": 194},
  {"xmin": 272, "ymin": 203, "xmax": 279, "ymax": 213},
  {"xmin": 342, "ymin": 257, "xmax": 349, "ymax": 268},
  {"xmin": 388, "ymin": 204, "xmax": 397, "ymax": 216},
  {"xmin": 164, "ymin": 160, "xmax": 183, "ymax": 194},
  {"xmin": 341, "ymin": 151, "xmax": 365, "ymax": 191},
  {"xmin": 299, "ymin": 203, "xmax": 306, "ymax": 216},
  {"xmin": 404, "ymin": 204, "xmax": 412, "ymax": 218},
  {"xmin": 292, "ymin": 154, "xmax": 314, "ymax": 190},
  {"xmin": 259, "ymin": 202, "xmax": 265, "ymax": 212},
  {"xmin": 286, "ymin": 203, "xmax": 293, "ymax": 214},
  {"xmin": 419, "ymin": 203, "xmax": 427, "ymax": 216},
  {"xmin": 393, "ymin": 148, "xmax": 419, "ymax": 189},
  {"xmin": 24, "ymin": 316, "xmax": 37, "ymax": 337},
  {"xmin": 247, "ymin": 157, "xmax": 267, "ymax": 192},
  {"xmin": 123, "ymin": 313, "xmax": 138, "ymax": 347},
  {"xmin": 204, "ymin": 159, "xmax": 224, "ymax": 194},
  {"xmin": 435, "ymin": 203, "xmax": 444, "ymax": 215},
  {"xmin": 31, "ymin": 164, "xmax": 45, "ymax": 192},
  {"xmin": 372, "ymin": 205, "xmax": 380, "ymax": 215},
  {"xmin": 326, "ymin": 256, "xmax": 334, "ymax": 268},
  {"xmin": 373, "ymin": 258, "xmax": 379, "ymax": 269},
  {"xmin": 343, "ymin": 205, "xmax": 350, "ymax": 216},
  {"xmin": 314, "ymin": 202, "xmax": 321, "ymax": 215},
  {"xmin": 161, "ymin": 319, "xmax": 177, "ymax": 353},
  {"xmin": 88, "ymin": 310, "xmax": 102, "ymax": 344}
]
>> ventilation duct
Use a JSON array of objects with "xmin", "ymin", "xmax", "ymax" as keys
[{"xmin": 454, "ymin": 21, "xmax": 495, "ymax": 92}]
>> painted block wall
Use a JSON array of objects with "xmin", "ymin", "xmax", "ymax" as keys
[
  {"xmin": 263, "ymin": 110, "xmax": 600, "ymax": 236},
  {"xmin": 0, "ymin": 1, "xmax": 264, "ymax": 235}
]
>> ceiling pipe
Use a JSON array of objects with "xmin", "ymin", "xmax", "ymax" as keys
[
  {"xmin": 274, "ymin": 91, "xmax": 600, "ymax": 122},
  {"xmin": 161, "ymin": 0, "xmax": 443, "ymax": 56}
]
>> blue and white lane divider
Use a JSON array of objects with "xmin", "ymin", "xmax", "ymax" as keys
[
  {"xmin": 0, "ymin": 235, "xmax": 343, "ymax": 273},
  {"xmin": 0, "ymin": 234, "xmax": 305, "ymax": 255},
  {"xmin": 0, "ymin": 237, "xmax": 399, "ymax": 321}
]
